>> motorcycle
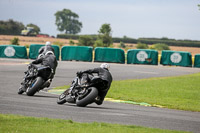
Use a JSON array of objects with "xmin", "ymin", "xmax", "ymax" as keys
[
  {"xmin": 57, "ymin": 73, "xmax": 102, "ymax": 107},
  {"xmin": 18, "ymin": 64, "xmax": 53, "ymax": 96}
]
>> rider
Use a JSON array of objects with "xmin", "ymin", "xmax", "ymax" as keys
[
  {"xmin": 77, "ymin": 63, "xmax": 113, "ymax": 105},
  {"xmin": 31, "ymin": 49, "xmax": 58, "ymax": 88},
  {"xmin": 38, "ymin": 41, "xmax": 55, "ymax": 58}
]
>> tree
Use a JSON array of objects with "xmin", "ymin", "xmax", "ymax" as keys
[
  {"xmin": 98, "ymin": 23, "xmax": 112, "ymax": 36},
  {"xmin": 95, "ymin": 23, "xmax": 113, "ymax": 47},
  {"xmin": 0, "ymin": 19, "xmax": 24, "ymax": 35},
  {"xmin": 55, "ymin": 9, "xmax": 82, "ymax": 34},
  {"xmin": 27, "ymin": 23, "xmax": 40, "ymax": 34}
]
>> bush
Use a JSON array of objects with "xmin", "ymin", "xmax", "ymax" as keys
[
  {"xmin": 25, "ymin": 44, "xmax": 30, "ymax": 48},
  {"xmin": 94, "ymin": 39, "xmax": 104, "ymax": 48},
  {"xmin": 119, "ymin": 41, "xmax": 126, "ymax": 48},
  {"xmin": 136, "ymin": 43, "xmax": 148, "ymax": 49},
  {"xmin": 150, "ymin": 43, "xmax": 170, "ymax": 51},
  {"xmin": 53, "ymin": 41, "xmax": 64, "ymax": 48},
  {"xmin": 10, "ymin": 37, "xmax": 19, "ymax": 45},
  {"xmin": 69, "ymin": 39, "xmax": 75, "ymax": 45},
  {"xmin": 78, "ymin": 35, "xmax": 94, "ymax": 46}
]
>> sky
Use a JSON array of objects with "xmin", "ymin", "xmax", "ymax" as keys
[{"xmin": 0, "ymin": 0, "xmax": 200, "ymax": 40}]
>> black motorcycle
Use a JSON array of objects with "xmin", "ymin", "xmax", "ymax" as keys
[
  {"xmin": 18, "ymin": 64, "xmax": 53, "ymax": 96},
  {"xmin": 57, "ymin": 73, "xmax": 102, "ymax": 107}
]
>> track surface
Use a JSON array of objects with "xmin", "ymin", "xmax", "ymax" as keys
[{"xmin": 0, "ymin": 58, "xmax": 200, "ymax": 133}]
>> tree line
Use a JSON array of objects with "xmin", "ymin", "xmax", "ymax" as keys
[
  {"xmin": 57, "ymin": 34, "xmax": 200, "ymax": 48},
  {"xmin": 1, "ymin": 8, "xmax": 200, "ymax": 48}
]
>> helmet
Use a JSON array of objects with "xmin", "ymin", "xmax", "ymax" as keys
[
  {"xmin": 100, "ymin": 63, "xmax": 110, "ymax": 70},
  {"xmin": 45, "ymin": 41, "xmax": 51, "ymax": 46},
  {"xmin": 45, "ymin": 51, "xmax": 54, "ymax": 55}
]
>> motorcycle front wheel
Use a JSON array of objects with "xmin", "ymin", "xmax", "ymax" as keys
[
  {"xmin": 26, "ymin": 77, "xmax": 43, "ymax": 96},
  {"xmin": 18, "ymin": 85, "xmax": 24, "ymax": 94},
  {"xmin": 57, "ymin": 92, "xmax": 67, "ymax": 104},
  {"xmin": 76, "ymin": 87, "xmax": 98, "ymax": 107}
]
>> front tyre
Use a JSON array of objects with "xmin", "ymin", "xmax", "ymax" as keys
[
  {"xmin": 57, "ymin": 92, "xmax": 67, "ymax": 104},
  {"xmin": 76, "ymin": 87, "xmax": 98, "ymax": 107},
  {"xmin": 26, "ymin": 77, "xmax": 43, "ymax": 96},
  {"xmin": 18, "ymin": 85, "xmax": 24, "ymax": 94}
]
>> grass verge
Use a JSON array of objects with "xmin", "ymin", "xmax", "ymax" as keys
[
  {"xmin": 107, "ymin": 73, "xmax": 200, "ymax": 111},
  {"xmin": 54, "ymin": 73, "xmax": 200, "ymax": 112},
  {"xmin": 0, "ymin": 114, "xmax": 188, "ymax": 133}
]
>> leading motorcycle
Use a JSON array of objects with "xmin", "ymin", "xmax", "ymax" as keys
[
  {"xmin": 57, "ymin": 73, "xmax": 102, "ymax": 107},
  {"xmin": 18, "ymin": 64, "xmax": 53, "ymax": 96}
]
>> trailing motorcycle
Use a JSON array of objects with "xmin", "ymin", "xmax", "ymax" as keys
[
  {"xmin": 57, "ymin": 73, "xmax": 102, "ymax": 107},
  {"xmin": 18, "ymin": 64, "xmax": 53, "ymax": 96}
]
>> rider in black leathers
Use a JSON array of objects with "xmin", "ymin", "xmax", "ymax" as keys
[
  {"xmin": 38, "ymin": 41, "xmax": 54, "ymax": 56},
  {"xmin": 31, "ymin": 49, "xmax": 58, "ymax": 88},
  {"xmin": 78, "ymin": 63, "xmax": 112, "ymax": 105}
]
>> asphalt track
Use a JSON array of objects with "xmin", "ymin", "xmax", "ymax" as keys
[{"xmin": 0, "ymin": 58, "xmax": 200, "ymax": 133}]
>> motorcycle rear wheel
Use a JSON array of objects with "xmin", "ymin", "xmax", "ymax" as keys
[
  {"xmin": 76, "ymin": 87, "xmax": 98, "ymax": 107},
  {"xmin": 26, "ymin": 77, "xmax": 43, "ymax": 96}
]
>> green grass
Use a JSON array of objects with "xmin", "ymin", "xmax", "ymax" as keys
[
  {"xmin": 107, "ymin": 73, "xmax": 200, "ymax": 111},
  {"xmin": 0, "ymin": 114, "xmax": 188, "ymax": 133},
  {"xmin": 54, "ymin": 73, "xmax": 200, "ymax": 112}
]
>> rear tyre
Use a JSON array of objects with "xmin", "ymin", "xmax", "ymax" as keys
[
  {"xmin": 26, "ymin": 77, "xmax": 43, "ymax": 96},
  {"xmin": 76, "ymin": 87, "xmax": 98, "ymax": 107}
]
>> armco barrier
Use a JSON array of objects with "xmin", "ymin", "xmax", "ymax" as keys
[
  {"xmin": 127, "ymin": 49, "xmax": 158, "ymax": 65},
  {"xmin": 29, "ymin": 44, "xmax": 60, "ymax": 60},
  {"xmin": 0, "ymin": 45, "xmax": 27, "ymax": 59},
  {"xmin": 194, "ymin": 54, "xmax": 200, "ymax": 68},
  {"xmin": 160, "ymin": 50, "xmax": 192, "ymax": 67},
  {"xmin": 61, "ymin": 46, "xmax": 93, "ymax": 62},
  {"xmin": 94, "ymin": 47, "xmax": 125, "ymax": 63}
]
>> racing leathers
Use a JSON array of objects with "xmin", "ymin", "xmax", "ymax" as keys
[
  {"xmin": 80, "ymin": 67, "xmax": 113, "ymax": 105},
  {"xmin": 38, "ymin": 45, "xmax": 55, "ymax": 55},
  {"xmin": 31, "ymin": 53, "xmax": 57, "ymax": 79}
]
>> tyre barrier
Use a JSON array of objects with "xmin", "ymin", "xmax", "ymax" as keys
[
  {"xmin": 0, "ymin": 45, "xmax": 27, "ymax": 59},
  {"xmin": 0, "ymin": 44, "xmax": 199, "ymax": 68},
  {"xmin": 127, "ymin": 49, "xmax": 158, "ymax": 65},
  {"xmin": 94, "ymin": 47, "xmax": 125, "ymax": 64},
  {"xmin": 61, "ymin": 46, "xmax": 93, "ymax": 62},
  {"xmin": 160, "ymin": 50, "xmax": 192, "ymax": 67},
  {"xmin": 194, "ymin": 54, "xmax": 200, "ymax": 68},
  {"xmin": 29, "ymin": 44, "xmax": 60, "ymax": 60}
]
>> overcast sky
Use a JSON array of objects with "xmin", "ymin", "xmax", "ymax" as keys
[{"xmin": 0, "ymin": 0, "xmax": 200, "ymax": 40}]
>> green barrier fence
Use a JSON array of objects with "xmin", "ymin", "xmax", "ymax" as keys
[
  {"xmin": 61, "ymin": 46, "xmax": 93, "ymax": 62},
  {"xmin": 0, "ymin": 45, "xmax": 27, "ymax": 59},
  {"xmin": 94, "ymin": 47, "xmax": 125, "ymax": 64},
  {"xmin": 127, "ymin": 49, "xmax": 158, "ymax": 65},
  {"xmin": 160, "ymin": 50, "xmax": 192, "ymax": 67},
  {"xmin": 194, "ymin": 54, "xmax": 200, "ymax": 68},
  {"xmin": 29, "ymin": 44, "xmax": 60, "ymax": 60}
]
